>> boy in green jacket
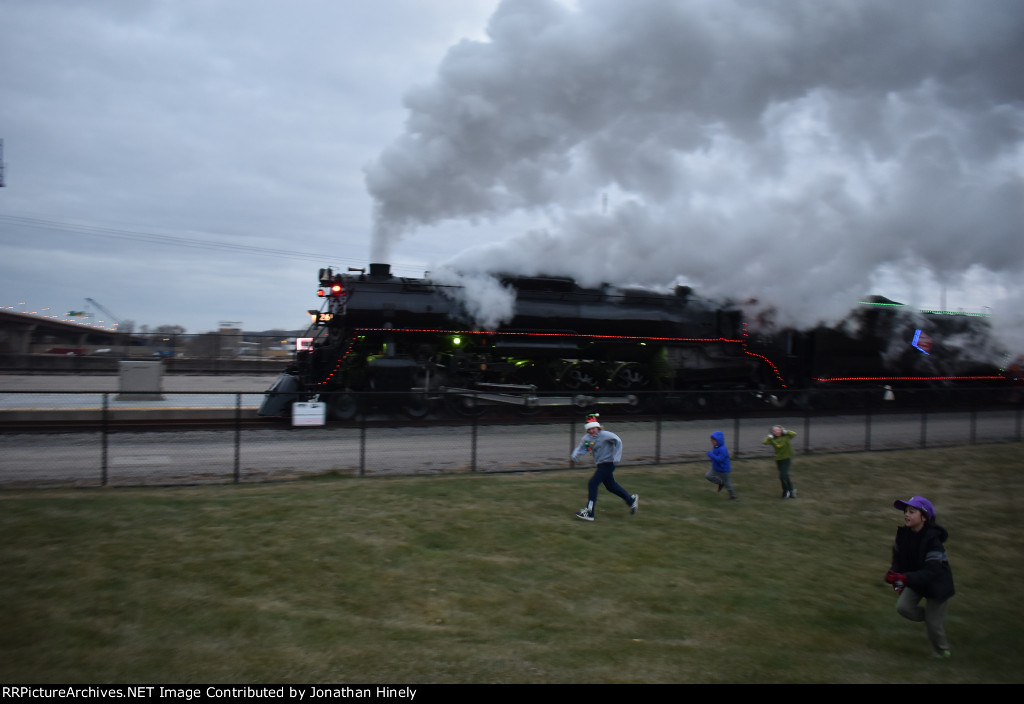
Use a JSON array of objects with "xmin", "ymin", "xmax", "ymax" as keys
[{"xmin": 763, "ymin": 425, "xmax": 797, "ymax": 499}]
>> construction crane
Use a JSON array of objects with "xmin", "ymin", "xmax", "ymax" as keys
[
  {"xmin": 84, "ymin": 297, "xmax": 174, "ymax": 357},
  {"xmin": 84, "ymin": 297, "xmax": 124, "ymax": 330}
]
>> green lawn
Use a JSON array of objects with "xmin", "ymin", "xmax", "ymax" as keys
[{"xmin": 2, "ymin": 443, "xmax": 1022, "ymax": 683}]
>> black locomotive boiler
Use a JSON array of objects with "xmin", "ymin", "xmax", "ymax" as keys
[
  {"xmin": 259, "ymin": 264, "xmax": 1009, "ymax": 419},
  {"xmin": 259, "ymin": 263, "xmax": 773, "ymax": 419}
]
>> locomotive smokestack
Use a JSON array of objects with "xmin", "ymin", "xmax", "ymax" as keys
[{"xmin": 369, "ymin": 262, "xmax": 392, "ymax": 278}]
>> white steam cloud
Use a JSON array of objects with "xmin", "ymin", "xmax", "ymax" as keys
[
  {"xmin": 428, "ymin": 267, "xmax": 517, "ymax": 330},
  {"xmin": 365, "ymin": 0, "xmax": 1024, "ymax": 348}
]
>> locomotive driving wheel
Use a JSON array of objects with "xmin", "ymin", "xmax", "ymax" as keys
[
  {"xmin": 558, "ymin": 362, "xmax": 604, "ymax": 391},
  {"xmin": 402, "ymin": 395, "xmax": 431, "ymax": 419},
  {"xmin": 609, "ymin": 362, "xmax": 651, "ymax": 390},
  {"xmin": 326, "ymin": 392, "xmax": 360, "ymax": 421},
  {"xmin": 608, "ymin": 362, "xmax": 652, "ymax": 413},
  {"xmin": 445, "ymin": 392, "xmax": 488, "ymax": 417}
]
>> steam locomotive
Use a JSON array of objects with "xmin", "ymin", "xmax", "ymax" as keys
[{"xmin": 258, "ymin": 263, "xmax": 1007, "ymax": 419}]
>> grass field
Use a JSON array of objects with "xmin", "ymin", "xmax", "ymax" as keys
[{"xmin": 2, "ymin": 442, "xmax": 1022, "ymax": 684}]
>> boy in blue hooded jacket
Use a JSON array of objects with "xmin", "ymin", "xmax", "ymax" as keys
[{"xmin": 705, "ymin": 430, "xmax": 737, "ymax": 499}]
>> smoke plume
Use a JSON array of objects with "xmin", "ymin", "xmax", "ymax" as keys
[{"xmin": 365, "ymin": 0, "xmax": 1024, "ymax": 348}]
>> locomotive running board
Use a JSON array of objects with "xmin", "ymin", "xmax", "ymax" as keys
[{"xmin": 439, "ymin": 387, "xmax": 638, "ymax": 408}]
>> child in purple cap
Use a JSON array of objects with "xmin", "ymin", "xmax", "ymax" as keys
[{"xmin": 885, "ymin": 495, "xmax": 955, "ymax": 658}]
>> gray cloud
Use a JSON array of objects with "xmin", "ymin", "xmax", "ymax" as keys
[
  {"xmin": 3, "ymin": 0, "xmax": 1021, "ymax": 349},
  {"xmin": 366, "ymin": 0, "xmax": 1024, "ymax": 348},
  {"xmin": 0, "ymin": 1, "xmax": 500, "ymax": 331}
]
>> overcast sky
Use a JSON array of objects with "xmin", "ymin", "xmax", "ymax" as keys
[
  {"xmin": 2, "ymin": 0, "xmax": 1022, "ymax": 349},
  {"xmin": 0, "ymin": 0, "xmax": 500, "ymax": 332}
]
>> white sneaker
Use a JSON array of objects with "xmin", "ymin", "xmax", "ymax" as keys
[
  {"xmin": 575, "ymin": 508, "xmax": 594, "ymax": 521},
  {"xmin": 629, "ymin": 494, "xmax": 639, "ymax": 514}
]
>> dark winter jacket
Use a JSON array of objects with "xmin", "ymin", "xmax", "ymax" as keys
[
  {"xmin": 707, "ymin": 431, "xmax": 731, "ymax": 473},
  {"xmin": 890, "ymin": 523, "xmax": 955, "ymax": 603}
]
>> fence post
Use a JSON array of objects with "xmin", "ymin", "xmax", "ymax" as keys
[
  {"xmin": 233, "ymin": 393, "xmax": 241, "ymax": 483},
  {"xmin": 101, "ymin": 392, "xmax": 109, "ymax": 487},
  {"xmin": 865, "ymin": 398, "xmax": 873, "ymax": 452},
  {"xmin": 802, "ymin": 412, "xmax": 810, "ymax": 454},
  {"xmin": 1017, "ymin": 396, "xmax": 1022, "ymax": 442},
  {"xmin": 969, "ymin": 394, "xmax": 977, "ymax": 445},
  {"xmin": 568, "ymin": 405, "xmax": 576, "ymax": 469},
  {"xmin": 920, "ymin": 396, "xmax": 928, "ymax": 449},
  {"xmin": 654, "ymin": 393, "xmax": 662, "ymax": 464},
  {"xmin": 471, "ymin": 405, "xmax": 478, "ymax": 472},
  {"xmin": 359, "ymin": 408, "xmax": 367, "ymax": 477}
]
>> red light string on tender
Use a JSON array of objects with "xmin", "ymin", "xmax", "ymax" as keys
[
  {"xmin": 351, "ymin": 327, "xmax": 745, "ymax": 344},
  {"xmin": 739, "ymin": 321, "xmax": 787, "ymax": 388},
  {"xmin": 815, "ymin": 375, "xmax": 1004, "ymax": 382}
]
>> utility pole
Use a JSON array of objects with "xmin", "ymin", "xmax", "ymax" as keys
[{"xmin": 0, "ymin": 139, "xmax": 6, "ymax": 187}]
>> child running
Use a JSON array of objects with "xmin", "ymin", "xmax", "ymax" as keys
[
  {"xmin": 570, "ymin": 414, "xmax": 638, "ymax": 521},
  {"xmin": 885, "ymin": 495, "xmax": 956, "ymax": 658},
  {"xmin": 763, "ymin": 424, "xmax": 798, "ymax": 499},
  {"xmin": 705, "ymin": 430, "xmax": 737, "ymax": 500}
]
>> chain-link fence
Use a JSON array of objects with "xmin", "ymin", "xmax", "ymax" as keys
[{"xmin": 1, "ymin": 387, "xmax": 1021, "ymax": 488}]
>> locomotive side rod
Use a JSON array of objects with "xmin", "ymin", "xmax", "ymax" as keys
[{"xmin": 438, "ymin": 387, "xmax": 638, "ymax": 408}]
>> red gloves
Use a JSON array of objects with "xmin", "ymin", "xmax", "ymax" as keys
[{"xmin": 885, "ymin": 570, "xmax": 906, "ymax": 594}]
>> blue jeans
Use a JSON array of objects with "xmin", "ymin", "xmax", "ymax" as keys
[{"xmin": 588, "ymin": 462, "xmax": 633, "ymax": 510}]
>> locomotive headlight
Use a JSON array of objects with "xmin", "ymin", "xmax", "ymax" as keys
[{"xmin": 452, "ymin": 336, "xmax": 462, "ymax": 346}]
